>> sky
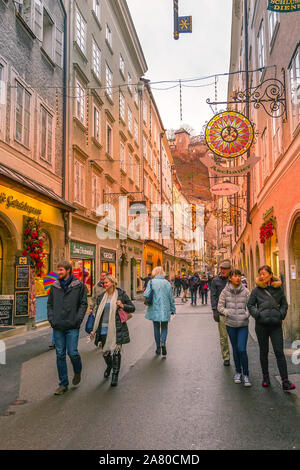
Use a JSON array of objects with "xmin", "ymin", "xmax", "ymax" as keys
[{"xmin": 126, "ymin": 0, "xmax": 233, "ymax": 134}]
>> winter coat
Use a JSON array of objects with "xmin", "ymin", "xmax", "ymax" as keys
[
  {"xmin": 210, "ymin": 275, "xmax": 228, "ymax": 311},
  {"xmin": 189, "ymin": 274, "xmax": 200, "ymax": 290},
  {"xmin": 247, "ymin": 277, "xmax": 288, "ymax": 327},
  {"xmin": 144, "ymin": 275, "xmax": 176, "ymax": 322},
  {"xmin": 174, "ymin": 277, "xmax": 182, "ymax": 288},
  {"xmin": 218, "ymin": 283, "xmax": 250, "ymax": 328},
  {"xmin": 199, "ymin": 280, "xmax": 209, "ymax": 293},
  {"xmin": 181, "ymin": 277, "xmax": 189, "ymax": 290},
  {"xmin": 89, "ymin": 280, "xmax": 105, "ymax": 313},
  {"xmin": 94, "ymin": 288, "xmax": 135, "ymax": 346},
  {"xmin": 47, "ymin": 275, "xmax": 88, "ymax": 331}
]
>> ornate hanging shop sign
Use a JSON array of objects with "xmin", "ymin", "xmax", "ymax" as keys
[
  {"xmin": 210, "ymin": 182, "xmax": 240, "ymax": 197},
  {"xmin": 201, "ymin": 153, "xmax": 260, "ymax": 176},
  {"xmin": 268, "ymin": 0, "xmax": 300, "ymax": 12},
  {"xmin": 205, "ymin": 112, "xmax": 254, "ymax": 158}
]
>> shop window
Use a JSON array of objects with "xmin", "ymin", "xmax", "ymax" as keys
[
  {"xmin": 35, "ymin": 232, "xmax": 51, "ymax": 297},
  {"xmin": 71, "ymin": 259, "xmax": 94, "ymax": 296},
  {"xmin": 136, "ymin": 262, "xmax": 141, "ymax": 291},
  {"xmin": 101, "ymin": 262, "xmax": 116, "ymax": 277}
]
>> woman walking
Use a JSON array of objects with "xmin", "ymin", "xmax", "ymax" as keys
[
  {"xmin": 218, "ymin": 269, "xmax": 251, "ymax": 387},
  {"xmin": 90, "ymin": 275, "xmax": 135, "ymax": 387},
  {"xmin": 144, "ymin": 267, "xmax": 176, "ymax": 356},
  {"xmin": 247, "ymin": 265, "xmax": 296, "ymax": 391}
]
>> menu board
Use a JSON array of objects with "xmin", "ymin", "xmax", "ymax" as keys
[
  {"xmin": 0, "ymin": 295, "xmax": 14, "ymax": 326},
  {"xmin": 16, "ymin": 266, "xmax": 30, "ymax": 289},
  {"xmin": 15, "ymin": 291, "xmax": 29, "ymax": 317}
]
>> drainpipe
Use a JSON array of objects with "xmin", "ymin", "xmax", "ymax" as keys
[{"xmin": 59, "ymin": 0, "xmax": 67, "ymax": 201}]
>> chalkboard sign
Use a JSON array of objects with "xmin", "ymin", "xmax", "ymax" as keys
[
  {"xmin": 15, "ymin": 291, "xmax": 29, "ymax": 317},
  {"xmin": 16, "ymin": 266, "xmax": 30, "ymax": 289},
  {"xmin": 0, "ymin": 295, "xmax": 14, "ymax": 326}
]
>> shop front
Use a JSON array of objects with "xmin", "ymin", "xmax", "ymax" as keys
[
  {"xmin": 0, "ymin": 166, "xmax": 74, "ymax": 326},
  {"xmin": 100, "ymin": 248, "xmax": 117, "ymax": 277},
  {"xmin": 143, "ymin": 240, "xmax": 164, "ymax": 276},
  {"xmin": 70, "ymin": 241, "xmax": 95, "ymax": 297}
]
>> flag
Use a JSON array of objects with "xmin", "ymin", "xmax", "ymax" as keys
[
  {"xmin": 174, "ymin": 1, "xmax": 192, "ymax": 40},
  {"xmin": 43, "ymin": 272, "xmax": 59, "ymax": 292},
  {"xmin": 267, "ymin": 0, "xmax": 300, "ymax": 12}
]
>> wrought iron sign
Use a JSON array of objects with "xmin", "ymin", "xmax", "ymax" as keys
[{"xmin": 207, "ymin": 77, "xmax": 287, "ymax": 120}]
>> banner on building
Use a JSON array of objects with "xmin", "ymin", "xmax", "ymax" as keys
[
  {"xmin": 202, "ymin": 153, "xmax": 260, "ymax": 177},
  {"xmin": 267, "ymin": 0, "xmax": 300, "ymax": 12},
  {"xmin": 174, "ymin": 1, "xmax": 192, "ymax": 40}
]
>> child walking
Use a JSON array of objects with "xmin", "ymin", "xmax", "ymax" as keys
[{"xmin": 218, "ymin": 269, "xmax": 251, "ymax": 387}]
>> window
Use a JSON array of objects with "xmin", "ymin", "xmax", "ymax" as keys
[
  {"xmin": 92, "ymin": 40, "xmax": 101, "ymax": 80},
  {"xmin": 148, "ymin": 145, "xmax": 152, "ymax": 167},
  {"xmin": 76, "ymin": 8, "xmax": 86, "ymax": 54},
  {"xmin": 92, "ymin": 174, "xmax": 100, "ymax": 211},
  {"xmin": 143, "ymin": 100, "xmax": 147, "ymax": 123},
  {"xmin": 143, "ymin": 136, "xmax": 147, "ymax": 158},
  {"xmin": 128, "ymin": 72, "xmax": 132, "ymax": 93},
  {"xmin": 268, "ymin": 11, "xmax": 279, "ymax": 44},
  {"xmin": 93, "ymin": 0, "xmax": 100, "ymax": 20},
  {"xmin": 261, "ymin": 128, "xmax": 268, "ymax": 182},
  {"xmin": 40, "ymin": 106, "xmax": 53, "ymax": 163},
  {"xmin": 42, "ymin": 9, "xmax": 54, "ymax": 59},
  {"xmin": 35, "ymin": 232, "xmax": 51, "ymax": 297},
  {"xmin": 55, "ymin": 28, "xmax": 63, "ymax": 67},
  {"xmin": 120, "ymin": 54, "xmax": 125, "ymax": 75},
  {"xmin": 106, "ymin": 123, "xmax": 112, "ymax": 155},
  {"xmin": 15, "ymin": 81, "xmax": 31, "ymax": 147},
  {"xmin": 120, "ymin": 142, "xmax": 126, "ymax": 172},
  {"xmin": 93, "ymin": 105, "xmax": 100, "ymax": 142},
  {"xmin": 135, "ymin": 159, "xmax": 140, "ymax": 187},
  {"xmin": 144, "ymin": 176, "xmax": 148, "ymax": 197},
  {"xmin": 257, "ymin": 21, "xmax": 265, "ymax": 74},
  {"xmin": 128, "ymin": 153, "xmax": 133, "ymax": 180},
  {"xmin": 106, "ymin": 64, "xmax": 113, "ymax": 100},
  {"xmin": 0, "ymin": 64, "xmax": 5, "ymax": 135},
  {"xmin": 149, "ymin": 181, "xmax": 152, "ymax": 201},
  {"xmin": 272, "ymin": 108, "xmax": 282, "ymax": 164},
  {"xmin": 106, "ymin": 24, "xmax": 112, "ymax": 48},
  {"xmin": 134, "ymin": 119, "xmax": 139, "ymax": 142},
  {"xmin": 134, "ymin": 88, "xmax": 139, "ymax": 106},
  {"xmin": 128, "ymin": 107, "xmax": 132, "ymax": 133},
  {"xmin": 119, "ymin": 91, "xmax": 125, "ymax": 121},
  {"xmin": 74, "ymin": 160, "xmax": 84, "ymax": 204},
  {"xmin": 75, "ymin": 80, "xmax": 85, "ymax": 123},
  {"xmin": 289, "ymin": 47, "xmax": 300, "ymax": 131}
]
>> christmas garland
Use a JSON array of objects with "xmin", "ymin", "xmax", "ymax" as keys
[
  {"xmin": 259, "ymin": 218, "xmax": 276, "ymax": 244},
  {"xmin": 22, "ymin": 217, "xmax": 46, "ymax": 276}
]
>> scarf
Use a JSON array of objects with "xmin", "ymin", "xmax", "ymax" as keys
[
  {"xmin": 92, "ymin": 289, "xmax": 118, "ymax": 353},
  {"xmin": 59, "ymin": 274, "xmax": 74, "ymax": 292}
]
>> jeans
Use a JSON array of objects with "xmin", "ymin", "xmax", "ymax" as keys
[
  {"xmin": 190, "ymin": 289, "xmax": 197, "ymax": 304},
  {"xmin": 200, "ymin": 291, "xmax": 208, "ymax": 304},
  {"xmin": 226, "ymin": 326, "xmax": 249, "ymax": 375},
  {"xmin": 53, "ymin": 329, "xmax": 82, "ymax": 387},
  {"xmin": 175, "ymin": 286, "xmax": 181, "ymax": 297},
  {"xmin": 255, "ymin": 323, "xmax": 288, "ymax": 380},
  {"xmin": 153, "ymin": 321, "xmax": 168, "ymax": 348}
]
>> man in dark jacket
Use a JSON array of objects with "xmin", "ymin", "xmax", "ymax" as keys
[
  {"xmin": 189, "ymin": 273, "xmax": 200, "ymax": 306},
  {"xmin": 181, "ymin": 276, "xmax": 189, "ymax": 303},
  {"xmin": 210, "ymin": 259, "xmax": 231, "ymax": 366},
  {"xmin": 174, "ymin": 275, "xmax": 182, "ymax": 297},
  {"xmin": 47, "ymin": 260, "xmax": 88, "ymax": 395}
]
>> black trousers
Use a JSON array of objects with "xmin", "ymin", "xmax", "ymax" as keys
[{"xmin": 255, "ymin": 323, "xmax": 288, "ymax": 380}]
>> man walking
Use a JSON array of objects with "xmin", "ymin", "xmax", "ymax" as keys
[
  {"xmin": 189, "ymin": 272, "xmax": 200, "ymax": 306},
  {"xmin": 174, "ymin": 275, "xmax": 182, "ymax": 297},
  {"xmin": 89, "ymin": 270, "xmax": 108, "ymax": 314},
  {"xmin": 47, "ymin": 261, "xmax": 88, "ymax": 395},
  {"xmin": 210, "ymin": 260, "xmax": 231, "ymax": 366}
]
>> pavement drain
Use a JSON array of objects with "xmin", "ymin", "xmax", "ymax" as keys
[{"xmin": 11, "ymin": 400, "xmax": 28, "ymax": 406}]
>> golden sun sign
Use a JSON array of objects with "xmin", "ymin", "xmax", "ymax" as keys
[{"xmin": 205, "ymin": 111, "xmax": 254, "ymax": 158}]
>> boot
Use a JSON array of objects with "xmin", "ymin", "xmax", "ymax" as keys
[
  {"xmin": 103, "ymin": 353, "xmax": 112, "ymax": 379},
  {"xmin": 111, "ymin": 352, "xmax": 121, "ymax": 387}
]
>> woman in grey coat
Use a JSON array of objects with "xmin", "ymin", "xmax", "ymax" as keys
[{"xmin": 218, "ymin": 269, "xmax": 251, "ymax": 387}]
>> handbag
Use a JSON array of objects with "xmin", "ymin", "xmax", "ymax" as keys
[
  {"xmin": 85, "ymin": 313, "xmax": 95, "ymax": 334},
  {"xmin": 144, "ymin": 280, "xmax": 154, "ymax": 306},
  {"xmin": 118, "ymin": 308, "xmax": 133, "ymax": 323}
]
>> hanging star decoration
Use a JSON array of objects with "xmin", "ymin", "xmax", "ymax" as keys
[{"xmin": 174, "ymin": 0, "xmax": 192, "ymax": 40}]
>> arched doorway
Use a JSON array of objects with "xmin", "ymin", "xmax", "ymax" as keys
[
  {"xmin": 0, "ymin": 216, "xmax": 18, "ymax": 295},
  {"xmin": 288, "ymin": 216, "xmax": 300, "ymax": 340},
  {"xmin": 264, "ymin": 229, "xmax": 279, "ymax": 278}
]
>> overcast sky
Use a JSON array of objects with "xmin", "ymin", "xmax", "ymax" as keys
[{"xmin": 126, "ymin": 0, "xmax": 233, "ymax": 134}]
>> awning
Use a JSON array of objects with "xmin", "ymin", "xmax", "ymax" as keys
[{"xmin": 0, "ymin": 163, "xmax": 76, "ymax": 212}]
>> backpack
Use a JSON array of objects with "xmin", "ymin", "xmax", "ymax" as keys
[{"xmin": 203, "ymin": 283, "xmax": 208, "ymax": 290}]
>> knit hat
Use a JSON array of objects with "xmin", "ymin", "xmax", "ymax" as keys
[{"xmin": 220, "ymin": 259, "xmax": 231, "ymax": 269}]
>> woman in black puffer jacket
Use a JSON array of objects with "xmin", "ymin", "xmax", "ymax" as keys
[{"xmin": 248, "ymin": 265, "xmax": 295, "ymax": 392}]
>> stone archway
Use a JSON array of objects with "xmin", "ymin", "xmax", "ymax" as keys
[
  {"xmin": 287, "ymin": 216, "xmax": 300, "ymax": 340},
  {"xmin": 0, "ymin": 215, "xmax": 18, "ymax": 295}
]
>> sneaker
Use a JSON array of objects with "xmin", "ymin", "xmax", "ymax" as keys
[
  {"xmin": 72, "ymin": 373, "xmax": 81, "ymax": 386},
  {"xmin": 48, "ymin": 343, "xmax": 55, "ymax": 349},
  {"xmin": 161, "ymin": 344, "xmax": 167, "ymax": 356},
  {"xmin": 223, "ymin": 360, "xmax": 230, "ymax": 366},
  {"xmin": 233, "ymin": 373, "xmax": 242, "ymax": 384},
  {"xmin": 155, "ymin": 347, "xmax": 161, "ymax": 355},
  {"xmin": 243, "ymin": 375, "xmax": 252, "ymax": 387},
  {"xmin": 54, "ymin": 386, "xmax": 68, "ymax": 395},
  {"xmin": 262, "ymin": 374, "xmax": 271, "ymax": 388},
  {"xmin": 282, "ymin": 379, "xmax": 296, "ymax": 391}
]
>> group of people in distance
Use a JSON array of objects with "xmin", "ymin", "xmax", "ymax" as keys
[
  {"xmin": 47, "ymin": 258, "xmax": 296, "ymax": 395},
  {"xmin": 211, "ymin": 259, "xmax": 296, "ymax": 391}
]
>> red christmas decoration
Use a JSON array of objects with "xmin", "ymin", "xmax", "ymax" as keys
[
  {"xmin": 259, "ymin": 219, "xmax": 275, "ymax": 244},
  {"xmin": 23, "ymin": 217, "xmax": 46, "ymax": 276}
]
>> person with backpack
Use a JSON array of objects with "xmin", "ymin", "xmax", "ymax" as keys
[
  {"xmin": 199, "ymin": 277, "xmax": 209, "ymax": 305},
  {"xmin": 218, "ymin": 269, "xmax": 251, "ymax": 387},
  {"xmin": 144, "ymin": 267, "xmax": 176, "ymax": 356},
  {"xmin": 247, "ymin": 265, "xmax": 296, "ymax": 392},
  {"xmin": 180, "ymin": 275, "xmax": 189, "ymax": 303},
  {"xmin": 90, "ymin": 275, "xmax": 135, "ymax": 387},
  {"xmin": 174, "ymin": 275, "xmax": 182, "ymax": 297},
  {"xmin": 189, "ymin": 272, "xmax": 200, "ymax": 306}
]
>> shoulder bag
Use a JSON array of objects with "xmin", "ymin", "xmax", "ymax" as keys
[{"xmin": 144, "ymin": 280, "xmax": 154, "ymax": 306}]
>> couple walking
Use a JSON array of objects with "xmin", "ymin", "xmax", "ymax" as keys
[
  {"xmin": 212, "ymin": 259, "xmax": 295, "ymax": 391},
  {"xmin": 47, "ymin": 262, "xmax": 134, "ymax": 394}
]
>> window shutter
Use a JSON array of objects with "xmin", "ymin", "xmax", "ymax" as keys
[
  {"xmin": 55, "ymin": 27, "xmax": 63, "ymax": 67},
  {"xmin": 33, "ymin": 0, "xmax": 43, "ymax": 41}
]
